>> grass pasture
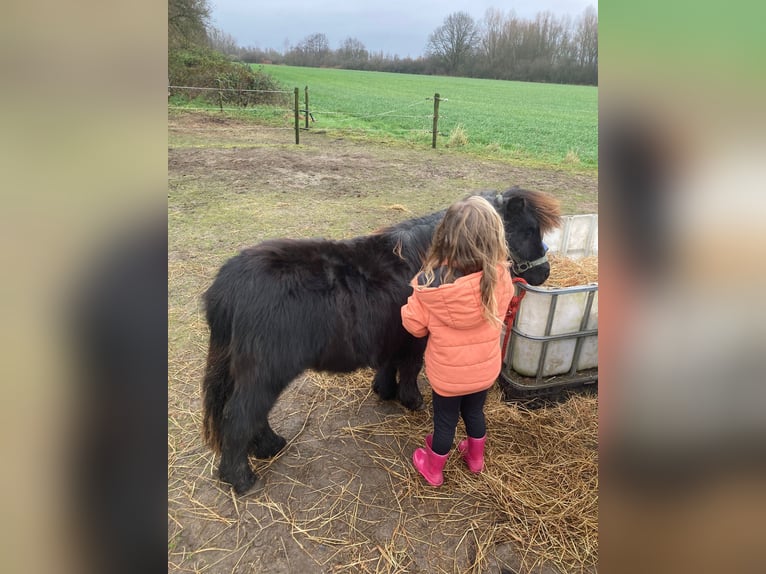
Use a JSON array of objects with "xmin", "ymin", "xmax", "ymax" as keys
[
  {"xmin": 262, "ymin": 65, "xmax": 598, "ymax": 168},
  {"xmin": 171, "ymin": 64, "xmax": 597, "ymax": 169}
]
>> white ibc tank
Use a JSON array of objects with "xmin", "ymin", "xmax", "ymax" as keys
[{"xmin": 503, "ymin": 214, "xmax": 598, "ymax": 380}]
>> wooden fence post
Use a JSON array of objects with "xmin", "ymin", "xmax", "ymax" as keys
[
  {"xmin": 294, "ymin": 87, "xmax": 300, "ymax": 145},
  {"xmin": 304, "ymin": 86, "xmax": 310, "ymax": 130},
  {"xmin": 432, "ymin": 93, "xmax": 440, "ymax": 148},
  {"xmin": 218, "ymin": 78, "xmax": 224, "ymax": 112}
]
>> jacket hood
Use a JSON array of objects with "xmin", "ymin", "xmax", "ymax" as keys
[{"xmin": 413, "ymin": 272, "xmax": 487, "ymax": 329}]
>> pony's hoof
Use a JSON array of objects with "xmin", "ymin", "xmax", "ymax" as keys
[
  {"xmin": 372, "ymin": 379, "xmax": 397, "ymax": 401},
  {"xmin": 220, "ymin": 465, "xmax": 260, "ymax": 495},
  {"xmin": 251, "ymin": 434, "xmax": 287, "ymax": 458},
  {"xmin": 400, "ymin": 395, "xmax": 424, "ymax": 412},
  {"xmin": 232, "ymin": 473, "xmax": 264, "ymax": 495}
]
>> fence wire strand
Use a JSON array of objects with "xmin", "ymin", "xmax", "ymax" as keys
[
  {"xmin": 168, "ymin": 105, "xmax": 292, "ymax": 114},
  {"xmin": 169, "ymin": 87, "xmax": 444, "ymax": 143},
  {"xmin": 169, "ymin": 85, "xmax": 292, "ymax": 94},
  {"xmin": 311, "ymin": 98, "xmax": 433, "ymax": 123}
]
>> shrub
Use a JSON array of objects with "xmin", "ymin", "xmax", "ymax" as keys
[{"xmin": 168, "ymin": 47, "xmax": 288, "ymax": 106}]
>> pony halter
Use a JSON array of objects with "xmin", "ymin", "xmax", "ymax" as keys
[
  {"xmin": 510, "ymin": 252, "xmax": 549, "ymax": 274},
  {"xmin": 509, "ymin": 242, "xmax": 549, "ymax": 275}
]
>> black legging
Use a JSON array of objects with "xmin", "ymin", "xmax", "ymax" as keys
[{"xmin": 430, "ymin": 389, "xmax": 488, "ymax": 455}]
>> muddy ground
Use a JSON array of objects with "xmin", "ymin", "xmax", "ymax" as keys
[{"xmin": 168, "ymin": 111, "xmax": 598, "ymax": 573}]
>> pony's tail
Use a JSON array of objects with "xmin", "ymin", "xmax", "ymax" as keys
[
  {"xmin": 201, "ymin": 284, "xmax": 235, "ymax": 454},
  {"xmin": 201, "ymin": 336, "xmax": 232, "ymax": 454}
]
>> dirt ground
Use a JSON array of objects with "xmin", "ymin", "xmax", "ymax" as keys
[{"xmin": 168, "ymin": 111, "xmax": 598, "ymax": 573}]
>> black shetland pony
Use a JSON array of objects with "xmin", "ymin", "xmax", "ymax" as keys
[{"xmin": 202, "ymin": 187, "xmax": 561, "ymax": 494}]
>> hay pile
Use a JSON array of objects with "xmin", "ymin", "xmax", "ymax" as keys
[
  {"xmin": 545, "ymin": 254, "xmax": 598, "ymax": 288},
  {"xmin": 169, "ymin": 367, "xmax": 597, "ymax": 574},
  {"xmin": 311, "ymin": 371, "xmax": 599, "ymax": 573}
]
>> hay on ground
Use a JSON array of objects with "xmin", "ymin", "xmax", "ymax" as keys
[{"xmin": 310, "ymin": 370, "xmax": 598, "ymax": 573}]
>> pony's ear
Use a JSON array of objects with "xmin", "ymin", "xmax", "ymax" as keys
[{"xmin": 505, "ymin": 195, "xmax": 526, "ymax": 214}]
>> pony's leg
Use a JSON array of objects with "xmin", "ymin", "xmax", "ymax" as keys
[
  {"xmin": 218, "ymin": 385, "xmax": 260, "ymax": 494},
  {"xmin": 397, "ymin": 357, "xmax": 425, "ymax": 410},
  {"xmin": 397, "ymin": 339, "xmax": 426, "ymax": 411},
  {"xmin": 248, "ymin": 421, "xmax": 287, "ymax": 459},
  {"xmin": 372, "ymin": 361, "xmax": 398, "ymax": 401},
  {"xmin": 246, "ymin": 371, "xmax": 295, "ymax": 458},
  {"xmin": 218, "ymin": 357, "xmax": 295, "ymax": 493}
]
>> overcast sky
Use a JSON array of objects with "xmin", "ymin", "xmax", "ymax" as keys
[{"xmin": 209, "ymin": 1, "xmax": 597, "ymax": 58}]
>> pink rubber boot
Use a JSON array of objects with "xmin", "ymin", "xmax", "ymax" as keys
[
  {"xmin": 412, "ymin": 435, "xmax": 449, "ymax": 486},
  {"xmin": 457, "ymin": 435, "xmax": 486, "ymax": 473}
]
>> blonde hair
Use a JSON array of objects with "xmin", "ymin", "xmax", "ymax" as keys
[{"xmin": 420, "ymin": 196, "xmax": 510, "ymax": 325}]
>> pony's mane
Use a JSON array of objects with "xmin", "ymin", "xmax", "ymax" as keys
[
  {"xmin": 373, "ymin": 212, "xmax": 442, "ymax": 265},
  {"xmin": 500, "ymin": 187, "xmax": 562, "ymax": 233},
  {"xmin": 374, "ymin": 186, "xmax": 561, "ymax": 263}
]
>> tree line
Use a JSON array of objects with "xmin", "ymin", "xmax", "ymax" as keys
[
  {"xmin": 170, "ymin": 0, "xmax": 597, "ymax": 87},
  {"xmin": 213, "ymin": 7, "xmax": 597, "ymax": 86}
]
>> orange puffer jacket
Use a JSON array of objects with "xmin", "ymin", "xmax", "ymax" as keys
[{"xmin": 401, "ymin": 266, "xmax": 513, "ymax": 397}]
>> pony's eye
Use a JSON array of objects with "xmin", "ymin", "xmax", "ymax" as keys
[{"xmin": 511, "ymin": 226, "xmax": 534, "ymax": 237}]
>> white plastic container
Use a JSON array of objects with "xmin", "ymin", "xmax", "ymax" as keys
[
  {"xmin": 501, "ymin": 214, "xmax": 598, "ymax": 385},
  {"xmin": 505, "ymin": 284, "xmax": 598, "ymax": 377},
  {"xmin": 544, "ymin": 213, "xmax": 598, "ymax": 260}
]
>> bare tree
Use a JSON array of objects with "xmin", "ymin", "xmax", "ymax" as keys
[
  {"xmin": 168, "ymin": 0, "xmax": 210, "ymax": 49},
  {"xmin": 300, "ymin": 33, "xmax": 331, "ymax": 66},
  {"xmin": 285, "ymin": 33, "xmax": 329, "ymax": 66},
  {"xmin": 427, "ymin": 12, "xmax": 480, "ymax": 74},
  {"xmin": 480, "ymin": 8, "xmax": 507, "ymax": 72},
  {"xmin": 337, "ymin": 37, "xmax": 369, "ymax": 67},
  {"xmin": 575, "ymin": 5, "xmax": 598, "ymax": 69},
  {"xmin": 208, "ymin": 27, "xmax": 240, "ymax": 57}
]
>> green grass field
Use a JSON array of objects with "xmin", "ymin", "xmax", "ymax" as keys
[
  {"xmin": 169, "ymin": 64, "xmax": 597, "ymax": 169},
  {"xmin": 259, "ymin": 65, "xmax": 597, "ymax": 169}
]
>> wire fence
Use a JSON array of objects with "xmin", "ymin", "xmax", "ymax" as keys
[
  {"xmin": 168, "ymin": 85, "xmax": 293, "ymax": 94},
  {"xmin": 168, "ymin": 85, "xmax": 445, "ymax": 146},
  {"xmin": 312, "ymin": 98, "xmax": 430, "ymax": 120}
]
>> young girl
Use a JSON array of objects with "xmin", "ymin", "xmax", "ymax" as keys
[{"xmin": 401, "ymin": 196, "xmax": 514, "ymax": 486}]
